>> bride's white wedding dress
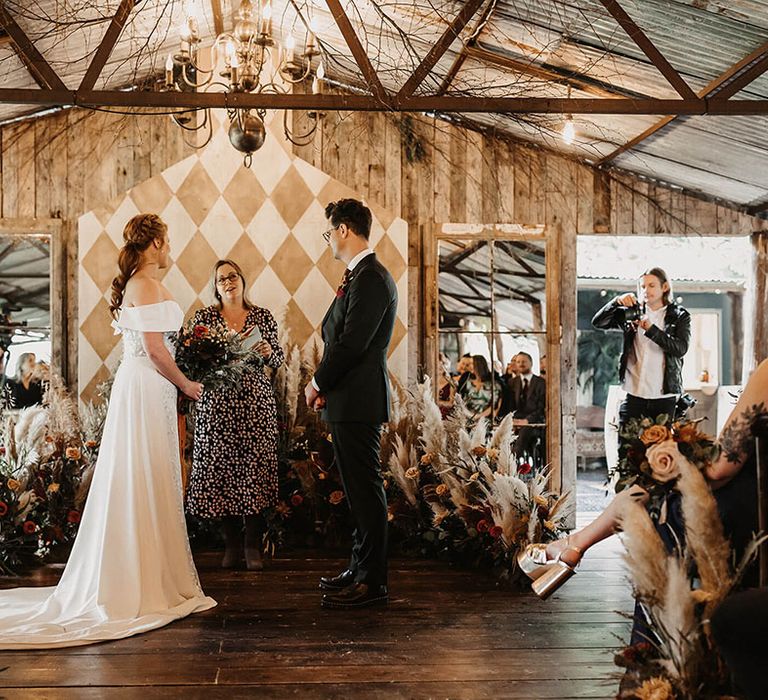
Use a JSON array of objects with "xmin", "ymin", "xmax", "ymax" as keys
[{"xmin": 0, "ymin": 301, "xmax": 216, "ymax": 649}]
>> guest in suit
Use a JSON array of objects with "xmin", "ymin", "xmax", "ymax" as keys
[
  {"xmin": 304, "ymin": 198, "xmax": 398, "ymax": 610},
  {"xmin": 454, "ymin": 353, "xmax": 473, "ymax": 397},
  {"xmin": 510, "ymin": 352, "xmax": 546, "ymax": 464},
  {"xmin": 498, "ymin": 354, "xmax": 520, "ymax": 418}
]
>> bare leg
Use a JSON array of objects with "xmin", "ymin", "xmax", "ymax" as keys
[
  {"xmin": 546, "ymin": 485, "xmax": 649, "ymax": 566},
  {"xmin": 244, "ymin": 514, "xmax": 264, "ymax": 571}
]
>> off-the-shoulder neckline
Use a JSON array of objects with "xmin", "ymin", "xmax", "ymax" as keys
[{"xmin": 122, "ymin": 300, "xmax": 181, "ymax": 311}]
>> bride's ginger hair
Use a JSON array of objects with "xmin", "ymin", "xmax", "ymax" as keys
[{"xmin": 109, "ymin": 214, "xmax": 168, "ymax": 317}]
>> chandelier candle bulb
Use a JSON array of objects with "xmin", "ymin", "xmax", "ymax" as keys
[
  {"xmin": 313, "ymin": 61, "xmax": 325, "ymax": 95},
  {"xmin": 285, "ymin": 34, "xmax": 295, "ymax": 63},
  {"xmin": 165, "ymin": 54, "xmax": 174, "ymax": 87},
  {"xmin": 260, "ymin": 1, "xmax": 272, "ymax": 36}
]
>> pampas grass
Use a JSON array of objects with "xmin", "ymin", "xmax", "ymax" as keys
[
  {"xmin": 676, "ymin": 456, "xmax": 732, "ymax": 617},
  {"xmin": 619, "ymin": 496, "xmax": 669, "ymax": 605},
  {"xmin": 387, "ymin": 434, "xmax": 419, "ymax": 506}
]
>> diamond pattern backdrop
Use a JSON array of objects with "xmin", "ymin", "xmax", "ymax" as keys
[{"xmin": 78, "ymin": 111, "xmax": 408, "ymax": 405}]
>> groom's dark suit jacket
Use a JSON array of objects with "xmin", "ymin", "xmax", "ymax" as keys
[{"xmin": 314, "ymin": 253, "xmax": 398, "ymax": 424}]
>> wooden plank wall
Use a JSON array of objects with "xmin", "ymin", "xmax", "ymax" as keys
[{"xmin": 0, "ymin": 108, "xmax": 192, "ymax": 384}]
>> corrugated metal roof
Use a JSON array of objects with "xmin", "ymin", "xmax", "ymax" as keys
[{"xmin": 0, "ymin": 0, "xmax": 767, "ymax": 210}]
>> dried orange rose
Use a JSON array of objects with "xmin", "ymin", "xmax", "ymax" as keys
[{"xmin": 640, "ymin": 424, "xmax": 671, "ymax": 445}]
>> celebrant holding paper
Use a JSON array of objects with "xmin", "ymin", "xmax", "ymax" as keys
[{"xmin": 185, "ymin": 259, "xmax": 284, "ymax": 571}]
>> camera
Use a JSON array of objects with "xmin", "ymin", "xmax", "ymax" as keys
[
  {"xmin": 675, "ymin": 392, "xmax": 697, "ymax": 419},
  {"xmin": 623, "ymin": 301, "xmax": 646, "ymax": 326}
]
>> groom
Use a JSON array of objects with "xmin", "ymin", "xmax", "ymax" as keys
[{"xmin": 304, "ymin": 198, "xmax": 398, "ymax": 609}]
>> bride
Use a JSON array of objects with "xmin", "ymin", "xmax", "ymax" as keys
[{"xmin": 0, "ymin": 213, "xmax": 216, "ymax": 648}]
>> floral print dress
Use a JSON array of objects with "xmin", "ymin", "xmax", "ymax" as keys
[{"xmin": 185, "ymin": 305, "xmax": 284, "ymax": 519}]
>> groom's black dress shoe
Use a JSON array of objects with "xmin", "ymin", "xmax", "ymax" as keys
[
  {"xmin": 319, "ymin": 569, "xmax": 355, "ymax": 591},
  {"xmin": 321, "ymin": 583, "xmax": 388, "ymax": 609}
]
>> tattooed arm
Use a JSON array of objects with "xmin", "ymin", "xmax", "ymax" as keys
[{"xmin": 706, "ymin": 358, "xmax": 768, "ymax": 488}]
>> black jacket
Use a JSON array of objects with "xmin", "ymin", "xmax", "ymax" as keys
[
  {"xmin": 314, "ymin": 253, "xmax": 398, "ymax": 424},
  {"xmin": 591, "ymin": 297, "xmax": 691, "ymax": 396},
  {"xmin": 509, "ymin": 374, "xmax": 546, "ymax": 423}
]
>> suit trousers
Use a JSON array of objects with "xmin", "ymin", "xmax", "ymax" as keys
[{"xmin": 329, "ymin": 421, "xmax": 388, "ymax": 587}]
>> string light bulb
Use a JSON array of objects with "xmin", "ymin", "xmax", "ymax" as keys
[{"xmin": 562, "ymin": 116, "xmax": 575, "ymax": 145}]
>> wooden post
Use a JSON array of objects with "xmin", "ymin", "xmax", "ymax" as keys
[{"xmin": 749, "ymin": 231, "xmax": 768, "ymax": 373}]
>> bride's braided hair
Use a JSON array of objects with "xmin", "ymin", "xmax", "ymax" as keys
[{"xmin": 109, "ymin": 213, "xmax": 168, "ymax": 317}]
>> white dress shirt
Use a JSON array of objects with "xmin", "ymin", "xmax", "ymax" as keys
[
  {"xmin": 311, "ymin": 248, "xmax": 375, "ymax": 392},
  {"xmin": 622, "ymin": 304, "xmax": 675, "ymax": 399}
]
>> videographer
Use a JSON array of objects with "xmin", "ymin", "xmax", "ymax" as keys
[{"xmin": 591, "ymin": 267, "xmax": 690, "ymax": 427}]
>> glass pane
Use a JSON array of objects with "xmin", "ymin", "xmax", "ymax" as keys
[
  {"xmin": 438, "ymin": 239, "xmax": 492, "ymax": 329},
  {"xmin": 1, "ymin": 236, "xmax": 51, "ymax": 393},
  {"xmin": 493, "ymin": 334, "xmax": 547, "ymax": 470},
  {"xmin": 492, "ymin": 240, "xmax": 546, "ymax": 332}
]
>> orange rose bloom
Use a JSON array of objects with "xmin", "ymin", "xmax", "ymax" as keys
[
  {"xmin": 640, "ymin": 424, "xmax": 671, "ymax": 445},
  {"xmin": 329, "ymin": 490, "xmax": 345, "ymax": 505}
]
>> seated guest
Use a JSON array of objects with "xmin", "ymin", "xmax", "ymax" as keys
[
  {"xmin": 510, "ymin": 352, "xmax": 546, "ymax": 461},
  {"xmin": 498, "ymin": 354, "xmax": 520, "ymax": 418},
  {"xmin": 539, "ymin": 354, "xmax": 547, "ymax": 379},
  {"xmin": 518, "ymin": 356, "xmax": 768, "ymax": 597},
  {"xmin": 711, "ymin": 588, "xmax": 768, "ymax": 700},
  {"xmin": 437, "ymin": 352, "xmax": 456, "ymax": 418},
  {"xmin": 6, "ymin": 352, "xmax": 45, "ymax": 409},
  {"xmin": 453, "ymin": 353, "xmax": 474, "ymax": 397},
  {"xmin": 186, "ymin": 259, "xmax": 285, "ymax": 571},
  {"xmin": 464, "ymin": 355, "xmax": 501, "ymax": 421}
]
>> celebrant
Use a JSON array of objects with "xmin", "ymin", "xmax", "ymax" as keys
[{"xmin": 185, "ymin": 259, "xmax": 284, "ymax": 571}]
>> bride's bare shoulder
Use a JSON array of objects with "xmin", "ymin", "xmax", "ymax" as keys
[{"xmin": 123, "ymin": 276, "xmax": 165, "ymax": 307}]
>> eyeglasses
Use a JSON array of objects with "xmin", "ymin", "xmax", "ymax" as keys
[
  {"xmin": 322, "ymin": 225, "xmax": 339, "ymax": 244},
  {"xmin": 216, "ymin": 272, "xmax": 240, "ymax": 286}
]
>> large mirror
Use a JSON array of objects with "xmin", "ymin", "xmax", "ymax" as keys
[
  {"xmin": 436, "ymin": 235, "xmax": 548, "ymax": 469},
  {"xmin": 0, "ymin": 230, "xmax": 57, "ymax": 410}
]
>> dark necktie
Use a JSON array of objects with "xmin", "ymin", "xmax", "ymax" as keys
[
  {"xmin": 336, "ymin": 268, "xmax": 353, "ymax": 298},
  {"xmin": 521, "ymin": 378, "xmax": 529, "ymax": 404}
]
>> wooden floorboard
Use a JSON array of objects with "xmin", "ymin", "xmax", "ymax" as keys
[{"xmin": 0, "ymin": 518, "xmax": 632, "ymax": 699}]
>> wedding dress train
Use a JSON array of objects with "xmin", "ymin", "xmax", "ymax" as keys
[{"xmin": 0, "ymin": 301, "xmax": 216, "ymax": 649}]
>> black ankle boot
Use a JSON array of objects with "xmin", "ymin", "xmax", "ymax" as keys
[
  {"xmin": 221, "ymin": 516, "xmax": 243, "ymax": 569},
  {"xmin": 244, "ymin": 514, "xmax": 264, "ymax": 571}
]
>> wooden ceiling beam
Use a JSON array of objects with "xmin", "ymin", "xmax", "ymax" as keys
[
  {"xmin": 324, "ymin": 0, "xmax": 387, "ymax": 102},
  {"xmin": 210, "ymin": 0, "xmax": 224, "ymax": 36},
  {"xmin": 597, "ymin": 0, "xmax": 696, "ymax": 101},
  {"xmin": 3, "ymin": 88, "xmax": 768, "ymax": 114},
  {"xmin": 79, "ymin": 0, "xmax": 136, "ymax": 92},
  {"xmin": 437, "ymin": 0, "xmax": 497, "ymax": 95},
  {"xmin": 0, "ymin": 3, "xmax": 66, "ymax": 91},
  {"xmin": 397, "ymin": 0, "xmax": 486, "ymax": 100},
  {"xmin": 465, "ymin": 45, "xmax": 650, "ymax": 100},
  {"xmin": 596, "ymin": 41, "xmax": 768, "ymax": 166}
]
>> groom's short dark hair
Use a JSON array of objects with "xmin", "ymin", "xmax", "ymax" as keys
[{"xmin": 325, "ymin": 199, "xmax": 372, "ymax": 240}]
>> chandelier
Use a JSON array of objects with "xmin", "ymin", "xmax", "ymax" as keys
[{"xmin": 164, "ymin": 0, "xmax": 325, "ymax": 166}]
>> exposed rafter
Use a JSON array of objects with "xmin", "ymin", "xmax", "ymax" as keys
[
  {"xmin": 210, "ymin": 0, "xmax": 224, "ymax": 36},
  {"xmin": 437, "ymin": 0, "xmax": 497, "ymax": 95},
  {"xmin": 464, "ymin": 45, "xmax": 650, "ymax": 100},
  {"xmin": 0, "ymin": 3, "xmax": 66, "ymax": 91},
  {"xmin": 597, "ymin": 0, "xmax": 696, "ymax": 101},
  {"xmin": 1, "ymin": 88, "xmax": 768, "ymax": 115},
  {"xmin": 397, "ymin": 0, "xmax": 485, "ymax": 99},
  {"xmin": 79, "ymin": 0, "xmax": 136, "ymax": 92},
  {"xmin": 597, "ymin": 41, "xmax": 768, "ymax": 166},
  {"xmin": 324, "ymin": 0, "xmax": 387, "ymax": 102}
]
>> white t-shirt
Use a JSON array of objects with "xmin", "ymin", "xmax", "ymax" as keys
[{"xmin": 622, "ymin": 305, "xmax": 675, "ymax": 399}]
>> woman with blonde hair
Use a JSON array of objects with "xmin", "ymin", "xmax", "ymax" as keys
[
  {"xmin": 0, "ymin": 213, "xmax": 216, "ymax": 649},
  {"xmin": 186, "ymin": 259, "xmax": 284, "ymax": 570}
]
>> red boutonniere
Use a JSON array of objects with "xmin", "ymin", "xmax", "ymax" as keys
[{"xmin": 336, "ymin": 272, "xmax": 354, "ymax": 299}]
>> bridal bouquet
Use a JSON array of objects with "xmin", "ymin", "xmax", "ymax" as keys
[
  {"xmin": 613, "ymin": 414, "xmax": 718, "ymax": 495},
  {"xmin": 172, "ymin": 321, "xmax": 258, "ymax": 394}
]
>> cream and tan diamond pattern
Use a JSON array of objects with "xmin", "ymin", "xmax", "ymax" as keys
[{"xmin": 78, "ymin": 110, "xmax": 408, "ymax": 405}]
